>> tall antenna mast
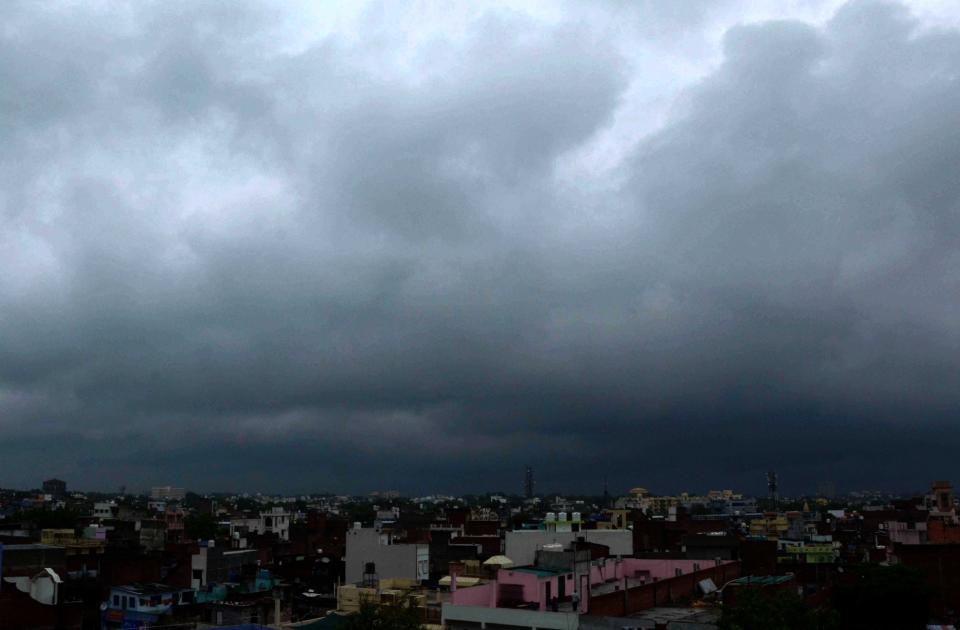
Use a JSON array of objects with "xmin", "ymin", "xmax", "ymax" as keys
[{"xmin": 767, "ymin": 471, "xmax": 779, "ymax": 509}]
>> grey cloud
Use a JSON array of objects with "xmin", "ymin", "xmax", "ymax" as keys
[{"xmin": 1, "ymin": 1, "xmax": 958, "ymax": 496}]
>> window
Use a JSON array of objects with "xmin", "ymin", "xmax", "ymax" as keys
[
  {"xmin": 140, "ymin": 598, "xmax": 148, "ymax": 607},
  {"xmin": 113, "ymin": 595, "xmax": 119, "ymax": 607}
]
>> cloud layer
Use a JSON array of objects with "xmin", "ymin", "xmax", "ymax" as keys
[{"xmin": 1, "ymin": 0, "xmax": 959, "ymax": 495}]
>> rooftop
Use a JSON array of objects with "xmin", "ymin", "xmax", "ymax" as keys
[
  {"xmin": 728, "ymin": 575, "xmax": 793, "ymax": 586},
  {"xmin": 628, "ymin": 607, "xmax": 720, "ymax": 624},
  {"xmin": 1, "ymin": 544, "xmax": 63, "ymax": 551},
  {"xmin": 507, "ymin": 567, "xmax": 560, "ymax": 578},
  {"xmin": 112, "ymin": 583, "xmax": 188, "ymax": 596}
]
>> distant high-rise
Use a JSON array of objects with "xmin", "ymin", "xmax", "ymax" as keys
[
  {"xmin": 42, "ymin": 478, "xmax": 66, "ymax": 498},
  {"xmin": 524, "ymin": 466, "xmax": 534, "ymax": 499},
  {"xmin": 151, "ymin": 486, "xmax": 186, "ymax": 501},
  {"xmin": 767, "ymin": 471, "xmax": 779, "ymax": 508}
]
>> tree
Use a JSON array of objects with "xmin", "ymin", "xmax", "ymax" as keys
[
  {"xmin": 15, "ymin": 508, "xmax": 84, "ymax": 530},
  {"xmin": 720, "ymin": 589, "xmax": 837, "ymax": 630},
  {"xmin": 344, "ymin": 598, "xmax": 424, "ymax": 630},
  {"xmin": 185, "ymin": 512, "xmax": 220, "ymax": 541},
  {"xmin": 832, "ymin": 565, "xmax": 930, "ymax": 629}
]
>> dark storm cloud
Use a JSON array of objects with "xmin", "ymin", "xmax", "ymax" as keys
[{"xmin": 1, "ymin": 0, "xmax": 958, "ymax": 495}]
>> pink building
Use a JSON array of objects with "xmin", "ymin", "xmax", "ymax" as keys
[{"xmin": 450, "ymin": 558, "xmax": 732, "ymax": 613}]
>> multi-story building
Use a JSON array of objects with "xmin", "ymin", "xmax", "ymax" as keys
[
  {"xmin": 777, "ymin": 542, "xmax": 839, "ymax": 564},
  {"xmin": 618, "ymin": 487, "xmax": 755, "ymax": 516},
  {"xmin": 337, "ymin": 577, "xmax": 441, "ymax": 623},
  {"xmin": 443, "ymin": 552, "xmax": 739, "ymax": 629},
  {"xmin": 748, "ymin": 513, "xmax": 790, "ymax": 539},
  {"xmin": 101, "ymin": 584, "xmax": 195, "ymax": 629},
  {"xmin": 257, "ymin": 507, "xmax": 291, "ymax": 541},
  {"xmin": 504, "ymin": 530, "xmax": 632, "ymax": 566},
  {"xmin": 542, "ymin": 512, "xmax": 582, "ymax": 533},
  {"xmin": 165, "ymin": 506, "xmax": 186, "ymax": 541},
  {"xmin": 345, "ymin": 525, "xmax": 429, "ymax": 584},
  {"xmin": 41, "ymin": 479, "xmax": 67, "ymax": 498},
  {"xmin": 150, "ymin": 486, "xmax": 186, "ymax": 501},
  {"xmin": 93, "ymin": 502, "xmax": 118, "ymax": 520},
  {"xmin": 190, "ymin": 541, "xmax": 260, "ymax": 589},
  {"xmin": 40, "ymin": 529, "xmax": 105, "ymax": 570}
]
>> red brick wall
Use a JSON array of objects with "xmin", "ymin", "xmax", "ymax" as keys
[
  {"xmin": 928, "ymin": 519, "xmax": 960, "ymax": 543},
  {"xmin": 588, "ymin": 562, "xmax": 740, "ymax": 616}
]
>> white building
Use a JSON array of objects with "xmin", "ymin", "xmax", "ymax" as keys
[
  {"xmin": 345, "ymin": 525, "xmax": 429, "ymax": 584},
  {"xmin": 93, "ymin": 502, "xmax": 117, "ymax": 519},
  {"xmin": 257, "ymin": 507, "xmax": 291, "ymax": 541},
  {"xmin": 504, "ymin": 530, "xmax": 633, "ymax": 566}
]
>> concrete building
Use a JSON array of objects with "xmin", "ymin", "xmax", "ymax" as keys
[
  {"xmin": 444, "ymin": 557, "xmax": 738, "ymax": 628},
  {"xmin": 102, "ymin": 583, "xmax": 195, "ymax": 629},
  {"xmin": 137, "ymin": 519, "xmax": 166, "ymax": 552},
  {"xmin": 542, "ymin": 512, "xmax": 583, "ymax": 533},
  {"xmin": 929, "ymin": 480, "xmax": 955, "ymax": 516},
  {"xmin": 345, "ymin": 526, "xmax": 429, "ymax": 584},
  {"xmin": 93, "ymin": 502, "xmax": 118, "ymax": 520},
  {"xmin": 0, "ymin": 544, "xmax": 67, "ymax": 577},
  {"xmin": 337, "ymin": 577, "xmax": 440, "ymax": 620},
  {"xmin": 41, "ymin": 479, "xmax": 66, "ymax": 499},
  {"xmin": 747, "ymin": 513, "xmax": 790, "ymax": 539},
  {"xmin": 165, "ymin": 506, "xmax": 185, "ymax": 540},
  {"xmin": 443, "ymin": 603, "xmax": 579, "ymax": 630},
  {"xmin": 39, "ymin": 530, "xmax": 105, "ymax": 569},
  {"xmin": 257, "ymin": 507, "xmax": 291, "ymax": 541},
  {"xmin": 151, "ymin": 486, "xmax": 186, "ymax": 501},
  {"xmin": 229, "ymin": 517, "xmax": 260, "ymax": 548},
  {"xmin": 505, "ymin": 531, "xmax": 633, "ymax": 567},
  {"xmin": 190, "ymin": 542, "xmax": 259, "ymax": 589}
]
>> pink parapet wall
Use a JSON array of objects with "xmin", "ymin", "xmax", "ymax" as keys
[
  {"xmin": 449, "ymin": 558, "xmax": 729, "ymax": 613},
  {"xmin": 450, "ymin": 581, "xmax": 497, "ymax": 607}
]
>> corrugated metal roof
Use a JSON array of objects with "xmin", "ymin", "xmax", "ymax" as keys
[{"xmin": 729, "ymin": 575, "xmax": 792, "ymax": 586}]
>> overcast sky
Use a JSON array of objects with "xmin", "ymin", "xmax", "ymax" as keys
[{"xmin": 2, "ymin": 0, "xmax": 960, "ymax": 497}]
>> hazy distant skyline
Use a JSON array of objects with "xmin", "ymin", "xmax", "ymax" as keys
[{"xmin": 2, "ymin": 0, "xmax": 960, "ymax": 496}]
